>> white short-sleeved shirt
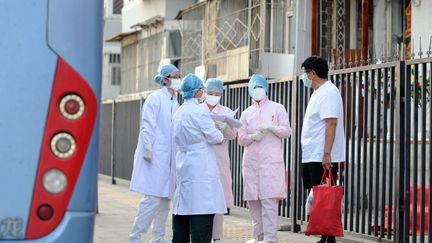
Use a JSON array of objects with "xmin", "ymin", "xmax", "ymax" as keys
[{"xmin": 301, "ymin": 81, "xmax": 346, "ymax": 163}]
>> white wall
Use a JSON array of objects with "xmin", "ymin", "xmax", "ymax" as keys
[
  {"xmin": 411, "ymin": 0, "xmax": 432, "ymax": 56},
  {"xmin": 122, "ymin": 0, "xmax": 196, "ymax": 32},
  {"xmin": 372, "ymin": 0, "xmax": 386, "ymax": 59},
  {"xmin": 122, "ymin": 0, "xmax": 166, "ymax": 31},
  {"xmin": 293, "ymin": 0, "xmax": 312, "ymax": 75},
  {"xmin": 102, "ymin": 43, "xmax": 122, "ymax": 99}
]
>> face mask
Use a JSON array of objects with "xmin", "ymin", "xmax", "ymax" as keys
[
  {"xmin": 302, "ymin": 73, "xmax": 312, "ymax": 88},
  {"xmin": 206, "ymin": 95, "xmax": 221, "ymax": 106},
  {"xmin": 198, "ymin": 92, "xmax": 206, "ymax": 103},
  {"xmin": 252, "ymin": 88, "xmax": 266, "ymax": 101},
  {"xmin": 169, "ymin": 78, "xmax": 182, "ymax": 91}
]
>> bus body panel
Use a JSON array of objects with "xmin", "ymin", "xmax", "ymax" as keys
[
  {"xmin": 0, "ymin": 0, "xmax": 102, "ymax": 240},
  {"xmin": 1, "ymin": 212, "xmax": 94, "ymax": 243},
  {"xmin": 0, "ymin": 0, "xmax": 56, "ymax": 239},
  {"xmin": 47, "ymin": 0, "xmax": 103, "ymax": 93}
]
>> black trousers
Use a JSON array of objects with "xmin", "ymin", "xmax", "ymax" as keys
[
  {"xmin": 301, "ymin": 162, "xmax": 339, "ymax": 190},
  {"xmin": 172, "ymin": 214, "xmax": 215, "ymax": 243},
  {"xmin": 302, "ymin": 162, "xmax": 340, "ymax": 243}
]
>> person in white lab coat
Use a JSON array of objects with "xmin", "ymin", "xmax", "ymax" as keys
[
  {"xmin": 129, "ymin": 64, "xmax": 181, "ymax": 243},
  {"xmin": 201, "ymin": 78, "xmax": 236, "ymax": 243},
  {"xmin": 171, "ymin": 73, "xmax": 227, "ymax": 243}
]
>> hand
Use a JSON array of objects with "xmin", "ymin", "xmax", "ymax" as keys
[
  {"xmin": 259, "ymin": 123, "xmax": 277, "ymax": 134},
  {"xmin": 215, "ymin": 121, "xmax": 228, "ymax": 131},
  {"xmin": 144, "ymin": 144, "xmax": 153, "ymax": 162},
  {"xmin": 250, "ymin": 130, "xmax": 266, "ymax": 142},
  {"xmin": 322, "ymin": 153, "xmax": 332, "ymax": 170},
  {"xmin": 258, "ymin": 124, "xmax": 271, "ymax": 132}
]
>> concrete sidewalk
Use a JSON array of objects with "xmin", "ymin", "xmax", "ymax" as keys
[{"xmin": 94, "ymin": 174, "xmax": 319, "ymax": 243}]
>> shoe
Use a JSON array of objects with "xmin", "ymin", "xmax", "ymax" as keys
[
  {"xmin": 130, "ymin": 237, "xmax": 142, "ymax": 243},
  {"xmin": 245, "ymin": 239, "xmax": 258, "ymax": 243},
  {"xmin": 214, "ymin": 240, "xmax": 221, "ymax": 243},
  {"xmin": 326, "ymin": 237, "xmax": 336, "ymax": 243}
]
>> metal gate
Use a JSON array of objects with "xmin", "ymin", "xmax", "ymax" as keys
[{"xmin": 99, "ymin": 58, "xmax": 432, "ymax": 242}]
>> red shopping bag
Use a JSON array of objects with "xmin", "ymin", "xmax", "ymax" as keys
[{"xmin": 305, "ymin": 170, "xmax": 344, "ymax": 237}]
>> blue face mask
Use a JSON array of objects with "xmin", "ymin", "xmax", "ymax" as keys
[{"xmin": 302, "ymin": 73, "xmax": 312, "ymax": 88}]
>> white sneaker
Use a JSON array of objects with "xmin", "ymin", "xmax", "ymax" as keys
[
  {"xmin": 214, "ymin": 240, "xmax": 222, "ymax": 243},
  {"xmin": 245, "ymin": 239, "xmax": 258, "ymax": 243}
]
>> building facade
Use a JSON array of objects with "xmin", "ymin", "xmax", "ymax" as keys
[
  {"xmin": 179, "ymin": 0, "xmax": 296, "ymax": 81},
  {"xmin": 307, "ymin": 0, "xmax": 432, "ymax": 69},
  {"xmin": 110, "ymin": 0, "xmax": 196, "ymax": 95},
  {"xmin": 102, "ymin": 0, "xmax": 123, "ymax": 99}
]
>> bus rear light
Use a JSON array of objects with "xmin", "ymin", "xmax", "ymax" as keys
[
  {"xmin": 50, "ymin": 133, "xmax": 76, "ymax": 158},
  {"xmin": 37, "ymin": 205, "xmax": 54, "ymax": 221},
  {"xmin": 42, "ymin": 169, "xmax": 67, "ymax": 194},
  {"xmin": 59, "ymin": 94, "xmax": 85, "ymax": 120}
]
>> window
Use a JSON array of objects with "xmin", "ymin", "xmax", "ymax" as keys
[
  {"xmin": 109, "ymin": 54, "xmax": 121, "ymax": 64},
  {"xmin": 113, "ymin": 0, "xmax": 123, "ymax": 15},
  {"xmin": 109, "ymin": 54, "xmax": 121, "ymax": 85},
  {"xmin": 111, "ymin": 66, "xmax": 121, "ymax": 85}
]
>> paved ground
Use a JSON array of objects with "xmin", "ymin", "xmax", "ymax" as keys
[{"xmin": 94, "ymin": 174, "xmax": 319, "ymax": 243}]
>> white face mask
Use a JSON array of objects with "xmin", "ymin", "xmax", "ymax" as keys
[
  {"xmin": 198, "ymin": 92, "xmax": 206, "ymax": 103},
  {"xmin": 302, "ymin": 73, "xmax": 312, "ymax": 88},
  {"xmin": 169, "ymin": 78, "xmax": 182, "ymax": 91},
  {"xmin": 252, "ymin": 88, "xmax": 266, "ymax": 101},
  {"xmin": 206, "ymin": 95, "xmax": 221, "ymax": 106}
]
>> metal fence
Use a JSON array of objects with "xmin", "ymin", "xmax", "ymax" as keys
[{"xmin": 98, "ymin": 58, "xmax": 432, "ymax": 242}]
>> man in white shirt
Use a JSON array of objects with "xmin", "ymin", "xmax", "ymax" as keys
[{"xmin": 300, "ymin": 56, "xmax": 346, "ymax": 243}]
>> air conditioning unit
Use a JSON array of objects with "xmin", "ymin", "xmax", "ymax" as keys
[{"xmin": 261, "ymin": 52, "xmax": 295, "ymax": 79}]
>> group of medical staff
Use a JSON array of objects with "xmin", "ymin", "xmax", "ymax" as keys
[{"xmin": 129, "ymin": 63, "xmax": 291, "ymax": 243}]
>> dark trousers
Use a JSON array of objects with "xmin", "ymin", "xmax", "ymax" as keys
[
  {"xmin": 302, "ymin": 162, "xmax": 340, "ymax": 243},
  {"xmin": 172, "ymin": 214, "xmax": 215, "ymax": 243}
]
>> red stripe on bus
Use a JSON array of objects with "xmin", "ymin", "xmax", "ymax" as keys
[{"xmin": 26, "ymin": 58, "xmax": 97, "ymax": 239}]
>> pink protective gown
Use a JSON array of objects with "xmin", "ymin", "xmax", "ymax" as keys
[
  {"xmin": 202, "ymin": 103, "xmax": 236, "ymax": 207},
  {"xmin": 238, "ymin": 97, "xmax": 291, "ymax": 242},
  {"xmin": 238, "ymin": 97, "xmax": 291, "ymax": 200}
]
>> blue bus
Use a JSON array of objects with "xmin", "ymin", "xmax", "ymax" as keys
[{"xmin": 0, "ymin": 0, "xmax": 102, "ymax": 241}]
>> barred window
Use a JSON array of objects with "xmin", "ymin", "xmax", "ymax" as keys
[
  {"xmin": 109, "ymin": 54, "xmax": 121, "ymax": 64},
  {"xmin": 109, "ymin": 54, "xmax": 121, "ymax": 85},
  {"xmin": 113, "ymin": 0, "xmax": 123, "ymax": 15},
  {"xmin": 111, "ymin": 66, "xmax": 121, "ymax": 85}
]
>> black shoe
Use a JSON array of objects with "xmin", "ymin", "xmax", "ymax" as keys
[
  {"xmin": 316, "ymin": 237, "xmax": 326, "ymax": 243},
  {"xmin": 318, "ymin": 236, "xmax": 336, "ymax": 243},
  {"xmin": 224, "ymin": 208, "xmax": 230, "ymax": 215},
  {"xmin": 326, "ymin": 236, "xmax": 336, "ymax": 243}
]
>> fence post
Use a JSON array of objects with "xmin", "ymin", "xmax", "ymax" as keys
[
  {"xmin": 111, "ymin": 100, "xmax": 117, "ymax": 185},
  {"xmin": 394, "ymin": 60, "xmax": 406, "ymax": 242},
  {"xmin": 291, "ymin": 77, "xmax": 302, "ymax": 232}
]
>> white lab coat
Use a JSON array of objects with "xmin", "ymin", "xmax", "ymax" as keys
[
  {"xmin": 172, "ymin": 98, "xmax": 227, "ymax": 215},
  {"xmin": 130, "ymin": 87, "xmax": 179, "ymax": 198}
]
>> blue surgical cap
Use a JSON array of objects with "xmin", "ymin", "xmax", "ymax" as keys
[
  {"xmin": 181, "ymin": 73, "xmax": 203, "ymax": 99},
  {"xmin": 154, "ymin": 64, "xmax": 179, "ymax": 86},
  {"xmin": 248, "ymin": 74, "xmax": 268, "ymax": 96},
  {"xmin": 205, "ymin": 78, "xmax": 224, "ymax": 93}
]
